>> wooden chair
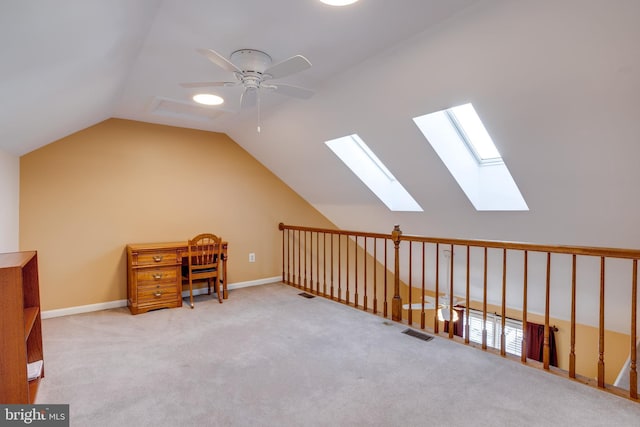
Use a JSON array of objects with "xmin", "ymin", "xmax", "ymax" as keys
[{"xmin": 182, "ymin": 233, "xmax": 223, "ymax": 308}]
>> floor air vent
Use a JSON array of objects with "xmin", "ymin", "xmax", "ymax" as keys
[
  {"xmin": 402, "ymin": 329, "xmax": 434, "ymax": 342},
  {"xmin": 298, "ymin": 292, "xmax": 315, "ymax": 299}
]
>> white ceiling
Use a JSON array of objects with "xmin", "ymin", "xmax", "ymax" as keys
[{"xmin": 2, "ymin": 0, "xmax": 640, "ymax": 248}]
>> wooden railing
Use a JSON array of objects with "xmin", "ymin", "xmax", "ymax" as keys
[{"xmin": 279, "ymin": 223, "xmax": 640, "ymax": 402}]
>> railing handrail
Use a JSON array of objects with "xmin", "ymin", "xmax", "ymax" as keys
[
  {"xmin": 279, "ymin": 223, "xmax": 390, "ymax": 240},
  {"xmin": 280, "ymin": 223, "xmax": 640, "ymax": 260}
]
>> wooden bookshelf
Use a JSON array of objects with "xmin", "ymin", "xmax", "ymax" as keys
[{"xmin": 0, "ymin": 251, "xmax": 44, "ymax": 403}]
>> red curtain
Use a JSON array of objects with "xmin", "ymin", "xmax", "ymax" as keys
[{"xmin": 525, "ymin": 321, "xmax": 558, "ymax": 367}]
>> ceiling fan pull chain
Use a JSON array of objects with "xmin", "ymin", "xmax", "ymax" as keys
[{"xmin": 257, "ymin": 91, "xmax": 261, "ymax": 134}]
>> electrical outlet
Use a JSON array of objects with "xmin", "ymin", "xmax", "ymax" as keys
[{"xmin": 249, "ymin": 252, "xmax": 256, "ymax": 263}]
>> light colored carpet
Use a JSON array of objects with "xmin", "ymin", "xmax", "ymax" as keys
[{"xmin": 38, "ymin": 283, "xmax": 640, "ymax": 426}]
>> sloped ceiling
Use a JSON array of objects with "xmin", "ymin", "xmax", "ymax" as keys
[{"xmin": 2, "ymin": 0, "xmax": 639, "ymax": 248}]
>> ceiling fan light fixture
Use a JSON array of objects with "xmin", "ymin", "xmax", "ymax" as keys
[
  {"xmin": 437, "ymin": 308, "xmax": 459, "ymax": 322},
  {"xmin": 320, "ymin": 0, "xmax": 359, "ymax": 6},
  {"xmin": 193, "ymin": 93, "xmax": 224, "ymax": 106}
]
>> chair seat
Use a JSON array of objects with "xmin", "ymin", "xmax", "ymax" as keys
[{"xmin": 182, "ymin": 266, "xmax": 217, "ymax": 276}]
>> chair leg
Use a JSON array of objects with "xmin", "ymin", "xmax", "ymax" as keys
[
  {"xmin": 189, "ymin": 280, "xmax": 194, "ymax": 309},
  {"xmin": 207, "ymin": 278, "xmax": 211, "ymax": 295},
  {"xmin": 216, "ymin": 278, "xmax": 222, "ymax": 303}
]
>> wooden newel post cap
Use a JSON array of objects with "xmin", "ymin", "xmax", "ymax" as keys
[{"xmin": 392, "ymin": 224, "xmax": 402, "ymax": 242}]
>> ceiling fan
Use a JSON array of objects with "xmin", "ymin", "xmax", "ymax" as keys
[
  {"xmin": 181, "ymin": 48, "xmax": 314, "ymax": 110},
  {"xmin": 401, "ymin": 249, "xmax": 462, "ymax": 321}
]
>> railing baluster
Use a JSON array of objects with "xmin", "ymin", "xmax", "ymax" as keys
[
  {"xmin": 421, "ymin": 242, "xmax": 426, "ymax": 330},
  {"xmin": 570, "ymin": 254, "xmax": 576, "ymax": 378},
  {"xmin": 323, "ymin": 233, "xmax": 327, "ymax": 297},
  {"xmin": 435, "ymin": 243, "xmax": 440, "ymax": 334},
  {"xmin": 448, "ymin": 244, "xmax": 454, "ymax": 339},
  {"xmin": 522, "ymin": 250, "xmax": 528, "ymax": 364},
  {"xmin": 309, "ymin": 232, "xmax": 313, "ymax": 292},
  {"xmin": 291, "ymin": 230, "xmax": 295, "ymax": 285},
  {"xmin": 288, "ymin": 229, "xmax": 292, "ymax": 285},
  {"xmin": 631, "ymin": 259, "xmax": 638, "ymax": 399},
  {"xmin": 544, "ymin": 252, "xmax": 551, "ymax": 369},
  {"xmin": 482, "ymin": 247, "xmax": 488, "ymax": 350},
  {"xmin": 292, "ymin": 230, "xmax": 296, "ymax": 286},
  {"xmin": 465, "ymin": 245, "xmax": 470, "ymax": 344},
  {"xmin": 598, "ymin": 256, "xmax": 605, "ymax": 387},
  {"xmin": 373, "ymin": 238, "xmax": 378, "ymax": 314},
  {"xmin": 338, "ymin": 234, "xmax": 342, "ymax": 302},
  {"xmin": 346, "ymin": 234, "xmax": 350, "ymax": 305},
  {"xmin": 330, "ymin": 234, "xmax": 335, "ymax": 300},
  {"xmin": 297, "ymin": 230, "xmax": 301, "ymax": 288},
  {"xmin": 409, "ymin": 241, "xmax": 413, "ymax": 326},
  {"xmin": 501, "ymin": 248, "xmax": 507, "ymax": 356},
  {"xmin": 364, "ymin": 237, "xmax": 368, "ymax": 312},
  {"xmin": 355, "ymin": 236, "xmax": 359, "ymax": 307},
  {"xmin": 305, "ymin": 231, "xmax": 309, "ymax": 291},
  {"xmin": 285, "ymin": 229, "xmax": 287, "ymax": 284},
  {"xmin": 384, "ymin": 238, "xmax": 388, "ymax": 318}
]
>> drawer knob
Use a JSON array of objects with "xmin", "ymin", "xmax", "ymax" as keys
[
  {"xmin": 153, "ymin": 273, "xmax": 163, "ymax": 280},
  {"xmin": 153, "ymin": 255, "xmax": 163, "ymax": 262},
  {"xmin": 154, "ymin": 291, "xmax": 162, "ymax": 298}
]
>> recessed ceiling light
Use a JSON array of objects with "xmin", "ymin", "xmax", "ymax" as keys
[
  {"xmin": 320, "ymin": 0, "xmax": 359, "ymax": 6},
  {"xmin": 193, "ymin": 94, "xmax": 224, "ymax": 106}
]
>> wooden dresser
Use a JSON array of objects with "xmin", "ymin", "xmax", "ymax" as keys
[{"xmin": 127, "ymin": 243, "xmax": 184, "ymax": 315}]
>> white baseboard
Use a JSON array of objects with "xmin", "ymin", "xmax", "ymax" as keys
[
  {"xmin": 41, "ymin": 300, "xmax": 128, "ymax": 319},
  {"xmin": 41, "ymin": 276, "xmax": 281, "ymax": 319},
  {"xmin": 225, "ymin": 276, "xmax": 281, "ymax": 290}
]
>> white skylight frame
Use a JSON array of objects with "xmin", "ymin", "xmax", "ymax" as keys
[
  {"xmin": 447, "ymin": 103, "xmax": 503, "ymax": 165},
  {"xmin": 413, "ymin": 103, "xmax": 528, "ymax": 211},
  {"xmin": 325, "ymin": 134, "xmax": 423, "ymax": 212}
]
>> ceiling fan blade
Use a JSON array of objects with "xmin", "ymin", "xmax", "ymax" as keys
[
  {"xmin": 422, "ymin": 296, "xmax": 438, "ymax": 309},
  {"xmin": 271, "ymin": 83, "xmax": 315, "ymax": 99},
  {"xmin": 240, "ymin": 88, "xmax": 257, "ymax": 109},
  {"xmin": 196, "ymin": 48, "xmax": 243, "ymax": 73},
  {"xmin": 179, "ymin": 81, "xmax": 237, "ymax": 88},
  {"xmin": 402, "ymin": 302, "xmax": 436, "ymax": 310},
  {"xmin": 263, "ymin": 55, "xmax": 311, "ymax": 80}
]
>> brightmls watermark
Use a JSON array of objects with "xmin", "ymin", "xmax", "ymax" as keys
[{"xmin": 0, "ymin": 405, "xmax": 68, "ymax": 426}]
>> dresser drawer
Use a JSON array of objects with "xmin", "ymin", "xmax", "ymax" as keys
[
  {"xmin": 137, "ymin": 282, "xmax": 178, "ymax": 305},
  {"xmin": 136, "ymin": 267, "xmax": 177, "ymax": 285},
  {"xmin": 135, "ymin": 251, "xmax": 179, "ymax": 267}
]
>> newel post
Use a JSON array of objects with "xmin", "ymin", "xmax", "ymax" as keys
[{"xmin": 392, "ymin": 224, "xmax": 403, "ymax": 321}]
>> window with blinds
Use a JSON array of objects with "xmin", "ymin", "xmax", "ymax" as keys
[{"xmin": 464, "ymin": 309, "xmax": 523, "ymax": 356}]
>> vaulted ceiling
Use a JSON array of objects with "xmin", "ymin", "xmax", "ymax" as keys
[{"xmin": 2, "ymin": 0, "xmax": 639, "ymax": 247}]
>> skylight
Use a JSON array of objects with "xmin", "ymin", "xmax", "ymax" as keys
[
  {"xmin": 325, "ymin": 134, "xmax": 423, "ymax": 212},
  {"xmin": 413, "ymin": 103, "xmax": 528, "ymax": 211}
]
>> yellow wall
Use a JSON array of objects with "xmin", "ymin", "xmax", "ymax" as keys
[{"xmin": 20, "ymin": 119, "xmax": 335, "ymax": 311}]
